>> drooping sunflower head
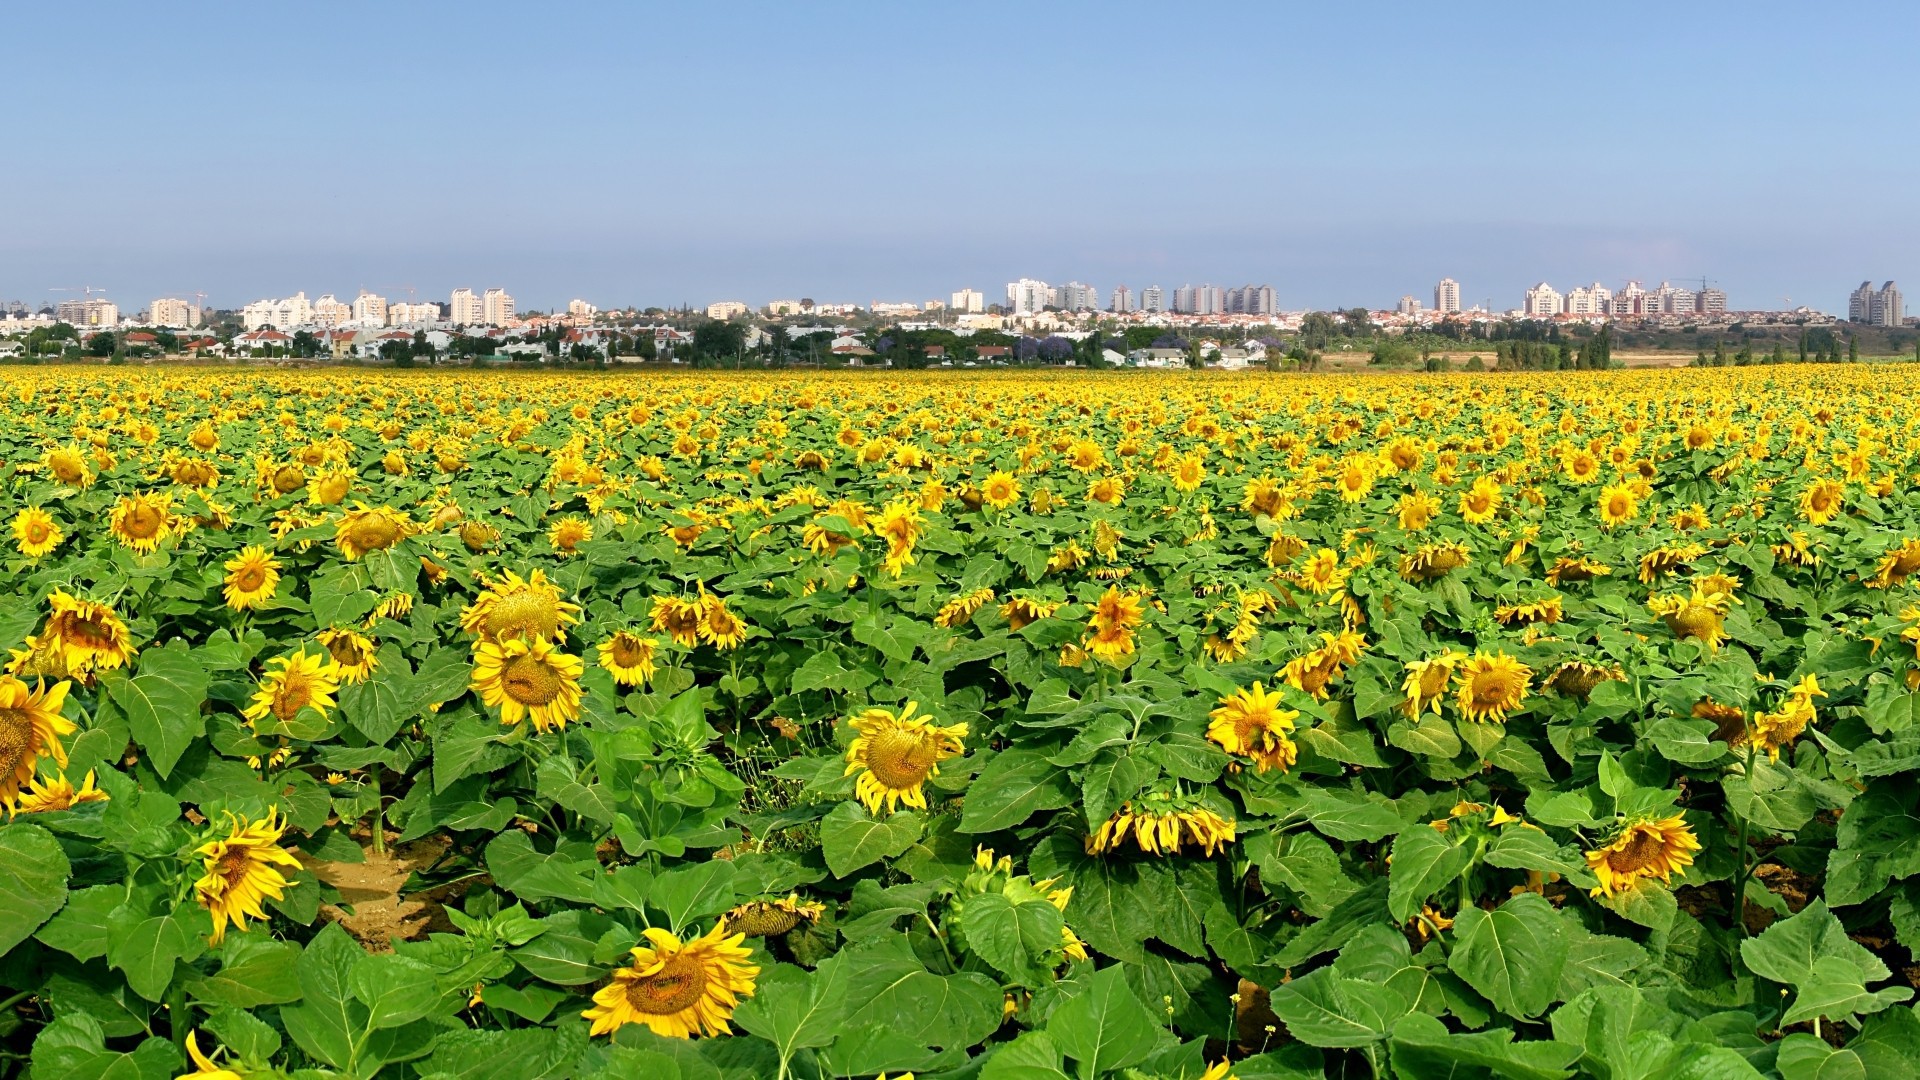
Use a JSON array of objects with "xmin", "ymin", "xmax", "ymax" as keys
[
  {"xmin": 334, "ymin": 503, "xmax": 412, "ymax": 560},
  {"xmin": 1087, "ymin": 795, "xmax": 1236, "ymax": 858},
  {"xmin": 194, "ymin": 809, "xmax": 303, "ymax": 943},
  {"xmin": 1798, "ymin": 478, "xmax": 1845, "ymax": 526},
  {"xmin": 242, "ymin": 649, "xmax": 340, "ymax": 729},
  {"xmin": 1546, "ymin": 555, "xmax": 1611, "ymax": 586},
  {"xmin": 1083, "ymin": 586, "xmax": 1144, "ymax": 665},
  {"xmin": 1493, "ymin": 595, "xmax": 1563, "ymax": 628},
  {"xmin": 1585, "ymin": 814, "xmax": 1701, "ymax": 897},
  {"xmin": 0, "ymin": 677, "xmax": 75, "ymax": 810},
  {"xmin": 460, "ymin": 569, "xmax": 582, "ymax": 643},
  {"xmin": 935, "ymin": 588, "xmax": 995, "ymax": 629},
  {"xmin": 843, "ymin": 702, "xmax": 968, "ymax": 816},
  {"xmin": 596, "ymin": 630, "xmax": 659, "ymax": 687},
  {"xmin": 581, "ymin": 923, "xmax": 759, "ymax": 1040},
  {"xmin": 1000, "ymin": 595, "xmax": 1061, "ymax": 632},
  {"xmin": 222, "ymin": 545, "xmax": 282, "ymax": 611},
  {"xmin": 1546, "ymin": 661, "xmax": 1620, "ymax": 701},
  {"xmin": 1454, "ymin": 651, "xmax": 1531, "ymax": 723},
  {"xmin": 1867, "ymin": 538, "xmax": 1920, "ymax": 589},
  {"xmin": 1402, "ymin": 652, "xmax": 1465, "ymax": 716},
  {"xmin": 1399, "ymin": 541, "xmax": 1471, "ymax": 582},
  {"xmin": 470, "ymin": 636, "xmax": 585, "ymax": 733},
  {"xmin": 316, "ymin": 628, "xmax": 378, "ymax": 684},
  {"xmin": 723, "ymin": 894, "xmax": 826, "ymax": 938},
  {"xmin": 696, "ymin": 590, "xmax": 748, "ymax": 650},
  {"xmin": 1206, "ymin": 682, "xmax": 1299, "ymax": 773},
  {"xmin": 1647, "ymin": 584, "xmax": 1734, "ymax": 652},
  {"xmin": 43, "ymin": 591, "xmax": 136, "ymax": 675}
]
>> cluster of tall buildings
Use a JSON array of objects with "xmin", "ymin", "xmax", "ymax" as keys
[
  {"xmin": 239, "ymin": 287, "xmax": 512, "ymax": 331},
  {"xmin": 1522, "ymin": 280, "xmax": 1726, "ymax": 319},
  {"xmin": 1848, "ymin": 281, "xmax": 1903, "ymax": 327},
  {"xmin": 999, "ymin": 278, "xmax": 1277, "ymax": 316}
]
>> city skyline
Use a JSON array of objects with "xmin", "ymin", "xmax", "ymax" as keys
[{"xmin": 2, "ymin": 3, "xmax": 1914, "ymax": 315}]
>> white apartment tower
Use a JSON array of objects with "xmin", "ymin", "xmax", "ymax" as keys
[
  {"xmin": 1434, "ymin": 278, "xmax": 1461, "ymax": 314},
  {"xmin": 388, "ymin": 302, "xmax": 440, "ymax": 327},
  {"xmin": 1523, "ymin": 282, "xmax": 1564, "ymax": 317},
  {"xmin": 352, "ymin": 291, "xmax": 389, "ymax": 327},
  {"xmin": 1141, "ymin": 285, "xmax": 1165, "ymax": 313},
  {"xmin": 1110, "ymin": 285, "xmax": 1134, "ymax": 313},
  {"xmin": 1005, "ymin": 279, "xmax": 1051, "ymax": 315},
  {"xmin": 1397, "ymin": 296, "xmax": 1421, "ymax": 316},
  {"xmin": 1056, "ymin": 282, "xmax": 1100, "ymax": 312},
  {"xmin": 310, "ymin": 294, "xmax": 352, "ymax": 328},
  {"xmin": 1851, "ymin": 281, "xmax": 1903, "ymax": 327},
  {"xmin": 482, "ymin": 288, "xmax": 515, "ymax": 326},
  {"xmin": 1227, "ymin": 284, "xmax": 1277, "ymax": 315},
  {"xmin": 1564, "ymin": 283, "xmax": 1613, "ymax": 316},
  {"xmin": 567, "ymin": 299, "xmax": 598, "ymax": 318},
  {"xmin": 148, "ymin": 298, "xmax": 200, "ymax": 328},
  {"xmin": 240, "ymin": 292, "xmax": 310, "ymax": 331},
  {"xmin": 449, "ymin": 288, "xmax": 484, "ymax": 326},
  {"xmin": 950, "ymin": 288, "xmax": 984, "ymax": 314}
]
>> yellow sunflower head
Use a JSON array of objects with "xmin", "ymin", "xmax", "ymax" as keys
[
  {"xmin": 110, "ymin": 492, "xmax": 176, "ymax": 553},
  {"xmin": 596, "ymin": 630, "xmax": 659, "ymax": 687},
  {"xmin": 470, "ymin": 636, "xmax": 585, "ymax": 733},
  {"xmin": 43, "ymin": 591, "xmax": 136, "ymax": 675},
  {"xmin": 581, "ymin": 923, "xmax": 759, "ymax": 1039},
  {"xmin": 459, "ymin": 569, "xmax": 582, "ymax": 643},
  {"xmin": 1206, "ymin": 682, "xmax": 1299, "ymax": 773},
  {"xmin": 222, "ymin": 545, "xmax": 282, "ymax": 611},
  {"xmin": 843, "ymin": 702, "xmax": 967, "ymax": 816},
  {"xmin": 1584, "ymin": 814, "xmax": 1700, "ymax": 897},
  {"xmin": 194, "ymin": 808, "xmax": 304, "ymax": 943},
  {"xmin": 723, "ymin": 894, "xmax": 826, "ymax": 938},
  {"xmin": 11, "ymin": 508, "xmax": 64, "ymax": 559},
  {"xmin": 242, "ymin": 649, "xmax": 340, "ymax": 730},
  {"xmin": 0, "ymin": 677, "xmax": 76, "ymax": 810},
  {"xmin": 1454, "ymin": 651, "xmax": 1531, "ymax": 723},
  {"xmin": 316, "ymin": 628, "xmax": 378, "ymax": 684},
  {"xmin": 334, "ymin": 504, "xmax": 412, "ymax": 560}
]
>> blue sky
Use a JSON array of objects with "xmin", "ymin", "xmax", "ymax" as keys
[{"xmin": 2, "ymin": 1, "xmax": 1913, "ymax": 314}]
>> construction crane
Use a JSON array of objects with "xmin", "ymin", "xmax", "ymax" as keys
[{"xmin": 48, "ymin": 285, "xmax": 109, "ymax": 298}]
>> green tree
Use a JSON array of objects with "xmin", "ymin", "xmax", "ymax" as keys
[
  {"xmin": 87, "ymin": 331, "xmax": 117, "ymax": 357},
  {"xmin": 1848, "ymin": 334, "xmax": 1858, "ymax": 361}
]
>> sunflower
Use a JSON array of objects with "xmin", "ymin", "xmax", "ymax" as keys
[
  {"xmin": 1647, "ymin": 584, "xmax": 1735, "ymax": 652},
  {"xmin": 1751, "ymin": 674, "xmax": 1823, "ymax": 761},
  {"xmin": 178, "ymin": 1032, "xmax": 244, "ymax": 1080},
  {"xmin": 1638, "ymin": 543, "xmax": 1707, "ymax": 583},
  {"xmin": 802, "ymin": 521, "xmax": 858, "ymax": 557},
  {"xmin": 0, "ymin": 677, "xmax": 75, "ymax": 810},
  {"xmin": 651, "ymin": 596, "xmax": 705, "ymax": 647},
  {"xmin": 14, "ymin": 769, "xmax": 109, "ymax": 814},
  {"xmin": 1206, "ymin": 683, "xmax": 1299, "ymax": 773},
  {"xmin": 1695, "ymin": 699, "xmax": 1751, "ymax": 748},
  {"xmin": 597, "ymin": 630, "xmax": 659, "ymax": 687},
  {"xmin": 242, "ymin": 650, "xmax": 340, "ymax": 730},
  {"xmin": 1493, "ymin": 595, "xmax": 1562, "ymax": 627},
  {"xmin": 334, "ymin": 503, "xmax": 412, "ymax": 560},
  {"xmin": 581, "ymin": 924, "xmax": 759, "ymax": 1040},
  {"xmin": 1459, "ymin": 475, "xmax": 1502, "ymax": 524},
  {"xmin": 1397, "ymin": 490, "xmax": 1439, "ymax": 531},
  {"xmin": 316, "ymin": 628, "xmax": 378, "ymax": 684},
  {"xmin": 460, "ymin": 569, "xmax": 582, "ymax": 643},
  {"xmin": 1170, "ymin": 454, "xmax": 1207, "ymax": 493},
  {"xmin": 1334, "ymin": 456, "xmax": 1374, "ymax": 502},
  {"xmin": 1563, "ymin": 448, "xmax": 1602, "ymax": 484},
  {"xmin": 1001, "ymin": 595, "xmax": 1060, "ymax": 631},
  {"xmin": 1866, "ymin": 538, "xmax": 1920, "ymax": 589},
  {"xmin": 1454, "ymin": 651, "xmax": 1531, "ymax": 723},
  {"xmin": 1279, "ymin": 630, "xmax": 1367, "ymax": 700},
  {"xmin": 1086, "ymin": 475, "xmax": 1126, "ymax": 505},
  {"xmin": 980, "ymin": 470, "xmax": 1021, "ymax": 510},
  {"xmin": 695, "ymin": 590, "xmax": 749, "ymax": 650},
  {"xmin": 11, "ymin": 508, "xmax": 63, "ymax": 558},
  {"xmin": 1546, "ymin": 556, "xmax": 1611, "ymax": 586},
  {"xmin": 1584, "ymin": 815, "xmax": 1701, "ymax": 897},
  {"xmin": 42, "ymin": 446, "xmax": 94, "ymax": 488},
  {"xmin": 874, "ymin": 499, "xmax": 924, "ymax": 578},
  {"xmin": 935, "ymin": 588, "xmax": 995, "ymax": 629},
  {"xmin": 1597, "ymin": 483, "xmax": 1638, "ymax": 529},
  {"xmin": 458, "ymin": 520, "xmax": 499, "ymax": 552},
  {"xmin": 1546, "ymin": 661, "xmax": 1620, "ymax": 701},
  {"xmin": 844, "ymin": 702, "xmax": 967, "ymax": 815},
  {"xmin": 1399, "ymin": 541, "xmax": 1471, "ymax": 582},
  {"xmin": 1087, "ymin": 801, "xmax": 1236, "ymax": 857},
  {"xmin": 222, "ymin": 546, "xmax": 281, "ymax": 611},
  {"xmin": 109, "ymin": 492, "xmax": 175, "ymax": 553},
  {"xmin": 723, "ymin": 893, "xmax": 826, "ymax": 938},
  {"xmin": 548, "ymin": 515, "xmax": 593, "ymax": 554},
  {"xmin": 42, "ymin": 591, "xmax": 136, "ymax": 674},
  {"xmin": 471, "ymin": 636, "xmax": 585, "ymax": 732},
  {"xmin": 1083, "ymin": 586, "xmax": 1144, "ymax": 665},
  {"xmin": 194, "ymin": 809, "xmax": 304, "ymax": 944},
  {"xmin": 1294, "ymin": 548, "xmax": 1346, "ymax": 594},
  {"xmin": 1798, "ymin": 479, "xmax": 1845, "ymax": 526},
  {"xmin": 1402, "ymin": 652, "xmax": 1465, "ymax": 716}
]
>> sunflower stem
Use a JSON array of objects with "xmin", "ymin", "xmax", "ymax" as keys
[
  {"xmin": 368, "ymin": 762, "xmax": 386, "ymax": 857},
  {"xmin": 167, "ymin": 980, "xmax": 188, "ymax": 1059},
  {"xmin": 1731, "ymin": 742, "xmax": 1756, "ymax": 936}
]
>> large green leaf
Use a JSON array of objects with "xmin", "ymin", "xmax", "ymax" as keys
[
  {"xmin": 1268, "ymin": 966, "xmax": 1410, "ymax": 1049},
  {"xmin": 0, "ymin": 823, "xmax": 72, "ymax": 958},
  {"xmin": 1387, "ymin": 825, "xmax": 1474, "ymax": 922},
  {"xmin": 959, "ymin": 748, "xmax": 1075, "ymax": 833},
  {"xmin": 100, "ymin": 638, "xmax": 209, "ymax": 779},
  {"xmin": 28, "ymin": 1014, "xmax": 178, "ymax": 1080},
  {"xmin": 959, "ymin": 890, "xmax": 1065, "ymax": 986},
  {"xmin": 820, "ymin": 802, "xmax": 924, "ymax": 878},
  {"xmin": 1046, "ymin": 966, "xmax": 1161, "ymax": 1079},
  {"xmin": 1447, "ymin": 892, "xmax": 1569, "ymax": 1019}
]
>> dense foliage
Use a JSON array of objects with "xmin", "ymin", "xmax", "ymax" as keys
[{"xmin": 4, "ymin": 366, "xmax": 1920, "ymax": 1079}]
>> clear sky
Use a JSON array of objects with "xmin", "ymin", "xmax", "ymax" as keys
[{"xmin": 2, "ymin": 1, "xmax": 1913, "ymax": 315}]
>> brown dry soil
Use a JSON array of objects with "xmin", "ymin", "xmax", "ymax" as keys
[{"xmin": 297, "ymin": 834, "xmax": 466, "ymax": 951}]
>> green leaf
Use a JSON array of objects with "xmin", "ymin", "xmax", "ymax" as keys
[
  {"xmin": 1387, "ymin": 826, "xmax": 1475, "ymax": 922},
  {"xmin": 791, "ymin": 648, "xmax": 874, "ymax": 693},
  {"xmin": 510, "ymin": 910, "xmax": 617, "ymax": 985},
  {"xmin": 280, "ymin": 922, "xmax": 365, "ymax": 1070},
  {"xmin": 182, "ymin": 936, "xmax": 305, "ymax": 1007},
  {"xmin": 486, "ymin": 831, "xmax": 599, "ymax": 903},
  {"xmin": 732, "ymin": 963, "xmax": 850, "ymax": 1064},
  {"xmin": 339, "ymin": 643, "xmax": 419, "ymax": 744},
  {"xmin": 1046, "ymin": 965, "xmax": 1161, "ymax": 1079},
  {"xmin": 648, "ymin": 859, "xmax": 738, "ymax": 933},
  {"xmin": 1299, "ymin": 785, "xmax": 1406, "ymax": 843},
  {"xmin": 1268, "ymin": 966, "xmax": 1409, "ymax": 1049},
  {"xmin": 0, "ymin": 822, "xmax": 72, "ymax": 949},
  {"xmin": 29, "ymin": 1013, "xmax": 179, "ymax": 1080},
  {"xmin": 36, "ymin": 881, "xmax": 114, "ymax": 961},
  {"xmin": 1389, "ymin": 1012, "xmax": 1581, "ymax": 1079},
  {"xmin": 960, "ymin": 891, "xmax": 1065, "ymax": 987},
  {"xmin": 419, "ymin": 1026, "xmax": 582, "ymax": 1080},
  {"xmin": 100, "ymin": 638, "xmax": 209, "ymax": 779},
  {"xmin": 1775, "ymin": 1033, "xmax": 1867, "ymax": 1080},
  {"xmin": 106, "ymin": 903, "xmax": 207, "ymax": 1002},
  {"xmin": 980, "ymin": 1031, "xmax": 1071, "ymax": 1080},
  {"xmin": 959, "ymin": 748, "xmax": 1075, "ymax": 833},
  {"xmin": 1824, "ymin": 781, "xmax": 1920, "ymax": 907},
  {"xmin": 1447, "ymin": 892, "xmax": 1569, "ymax": 1019},
  {"xmin": 351, "ymin": 952, "xmax": 443, "ymax": 1029},
  {"xmin": 204, "ymin": 1005, "xmax": 282, "ymax": 1064},
  {"xmin": 820, "ymin": 801, "xmax": 924, "ymax": 878},
  {"xmin": 1741, "ymin": 900, "xmax": 1913, "ymax": 1027}
]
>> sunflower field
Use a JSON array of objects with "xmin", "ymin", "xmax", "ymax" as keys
[{"xmin": 7, "ymin": 366, "xmax": 1920, "ymax": 1079}]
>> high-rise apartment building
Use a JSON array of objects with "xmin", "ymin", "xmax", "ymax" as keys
[
  {"xmin": 1005, "ymin": 279, "xmax": 1051, "ymax": 315},
  {"xmin": 1523, "ymin": 283, "xmax": 1563, "ymax": 317},
  {"xmin": 388, "ymin": 302, "xmax": 441, "ymax": 326},
  {"xmin": 567, "ymin": 299, "xmax": 598, "ymax": 318},
  {"xmin": 1141, "ymin": 285, "xmax": 1165, "ymax": 314},
  {"xmin": 449, "ymin": 288, "xmax": 483, "ymax": 326},
  {"xmin": 483, "ymin": 288, "xmax": 515, "ymax": 326},
  {"xmin": 1109, "ymin": 286, "xmax": 1134, "ymax": 313},
  {"xmin": 1055, "ymin": 282, "xmax": 1100, "ymax": 312},
  {"xmin": 950, "ymin": 288, "xmax": 984, "ymax": 314},
  {"xmin": 1698, "ymin": 288, "xmax": 1727, "ymax": 314},
  {"xmin": 148, "ymin": 298, "xmax": 200, "ymax": 328},
  {"xmin": 1434, "ymin": 278, "xmax": 1461, "ymax": 314},
  {"xmin": 352, "ymin": 291, "xmax": 388, "ymax": 327},
  {"xmin": 1609, "ymin": 281, "xmax": 1645, "ymax": 317},
  {"xmin": 1397, "ymin": 296, "xmax": 1421, "ymax": 316},
  {"xmin": 310, "ymin": 294, "xmax": 352, "ymax": 328},
  {"xmin": 56, "ymin": 298, "xmax": 119, "ymax": 326},
  {"xmin": 1564, "ymin": 283, "xmax": 1612, "ymax": 315},
  {"xmin": 1226, "ymin": 284, "xmax": 1277, "ymax": 315},
  {"xmin": 241, "ymin": 293, "xmax": 310, "ymax": 331},
  {"xmin": 1851, "ymin": 281, "xmax": 1903, "ymax": 327},
  {"xmin": 1172, "ymin": 284, "xmax": 1224, "ymax": 315}
]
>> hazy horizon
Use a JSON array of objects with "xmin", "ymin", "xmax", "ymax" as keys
[{"xmin": 3, "ymin": 1, "xmax": 1913, "ymax": 315}]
